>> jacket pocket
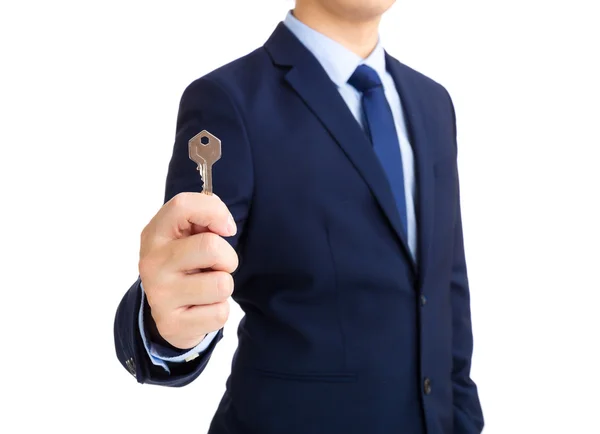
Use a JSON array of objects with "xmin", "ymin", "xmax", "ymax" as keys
[{"xmin": 255, "ymin": 368, "xmax": 357, "ymax": 383}]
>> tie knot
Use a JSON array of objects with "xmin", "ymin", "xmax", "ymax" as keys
[{"xmin": 348, "ymin": 64, "xmax": 383, "ymax": 93}]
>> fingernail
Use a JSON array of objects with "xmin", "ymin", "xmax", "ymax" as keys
[{"xmin": 228, "ymin": 214, "xmax": 237, "ymax": 236}]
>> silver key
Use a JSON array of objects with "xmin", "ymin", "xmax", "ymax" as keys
[{"xmin": 189, "ymin": 130, "xmax": 221, "ymax": 195}]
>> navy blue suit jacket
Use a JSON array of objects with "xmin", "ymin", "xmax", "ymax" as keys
[{"xmin": 114, "ymin": 23, "xmax": 484, "ymax": 434}]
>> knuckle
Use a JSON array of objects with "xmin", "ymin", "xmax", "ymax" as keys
[
  {"xmin": 140, "ymin": 224, "xmax": 149, "ymax": 243},
  {"xmin": 170, "ymin": 192, "xmax": 191, "ymax": 210},
  {"xmin": 138, "ymin": 256, "xmax": 153, "ymax": 279},
  {"xmin": 143, "ymin": 285, "xmax": 163, "ymax": 309},
  {"xmin": 140, "ymin": 224, "xmax": 156, "ymax": 257},
  {"xmin": 140, "ymin": 270, "xmax": 174, "ymax": 307},
  {"xmin": 138, "ymin": 250, "xmax": 162, "ymax": 280}
]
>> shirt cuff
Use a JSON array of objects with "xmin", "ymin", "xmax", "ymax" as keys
[{"xmin": 138, "ymin": 282, "xmax": 220, "ymax": 374}]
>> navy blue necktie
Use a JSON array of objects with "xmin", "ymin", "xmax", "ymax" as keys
[{"xmin": 349, "ymin": 64, "xmax": 408, "ymax": 236}]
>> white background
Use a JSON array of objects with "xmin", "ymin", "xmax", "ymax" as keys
[{"xmin": 1, "ymin": 0, "xmax": 599, "ymax": 433}]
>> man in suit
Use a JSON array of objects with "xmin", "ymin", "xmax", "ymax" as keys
[{"xmin": 114, "ymin": 1, "xmax": 484, "ymax": 433}]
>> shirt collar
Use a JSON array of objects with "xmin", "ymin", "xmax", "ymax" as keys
[{"xmin": 283, "ymin": 10, "xmax": 387, "ymax": 88}]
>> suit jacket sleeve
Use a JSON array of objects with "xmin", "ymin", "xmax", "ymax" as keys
[
  {"xmin": 447, "ymin": 93, "xmax": 485, "ymax": 432},
  {"xmin": 113, "ymin": 76, "xmax": 254, "ymax": 386}
]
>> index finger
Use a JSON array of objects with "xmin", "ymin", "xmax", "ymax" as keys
[{"xmin": 154, "ymin": 192, "xmax": 237, "ymax": 241}]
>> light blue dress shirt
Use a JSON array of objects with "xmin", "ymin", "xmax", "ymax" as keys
[{"xmin": 139, "ymin": 10, "xmax": 417, "ymax": 372}]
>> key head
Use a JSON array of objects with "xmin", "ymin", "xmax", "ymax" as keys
[{"xmin": 189, "ymin": 130, "xmax": 222, "ymax": 167}]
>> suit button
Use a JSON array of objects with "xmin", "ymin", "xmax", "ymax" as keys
[
  {"xmin": 423, "ymin": 377, "xmax": 432, "ymax": 395},
  {"xmin": 125, "ymin": 358, "xmax": 136, "ymax": 377},
  {"xmin": 420, "ymin": 294, "xmax": 427, "ymax": 306}
]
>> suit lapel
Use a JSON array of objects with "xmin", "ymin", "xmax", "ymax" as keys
[
  {"xmin": 385, "ymin": 55, "xmax": 435, "ymax": 287},
  {"xmin": 264, "ymin": 24, "xmax": 415, "ymax": 270}
]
